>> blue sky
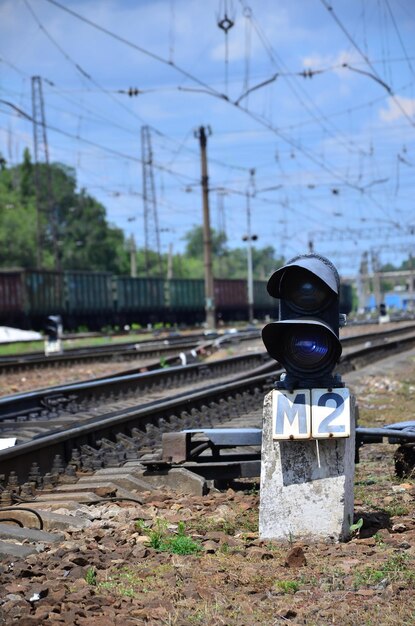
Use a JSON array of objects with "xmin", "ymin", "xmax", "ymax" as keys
[{"xmin": 1, "ymin": 0, "xmax": 414, "ymax": 278}]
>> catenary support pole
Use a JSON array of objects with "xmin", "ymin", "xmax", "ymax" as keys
[{"xmin": 196, "ymin": 126, "xmax": 216, "ymax": 329}]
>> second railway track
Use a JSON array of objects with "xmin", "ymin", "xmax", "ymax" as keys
[{"xmin": 2, "ymin": 324, "xmax": 415, "ymax": 486}]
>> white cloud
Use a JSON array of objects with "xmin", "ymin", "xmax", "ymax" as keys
[{"xmin": 379, "ymin": 96, "xmax": 415, "ymax": 122}]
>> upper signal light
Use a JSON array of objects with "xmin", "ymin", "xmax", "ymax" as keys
[{"xmin": 262, "ymin": 254, "xmax": 343, "ymax": 389}]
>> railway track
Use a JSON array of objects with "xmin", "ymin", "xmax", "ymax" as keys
[
  {"xmin": 1, "ymin": 328, "xmax": 415, "ymax": 561},
  {"xmin": 1, "ymin": 323, "xmax": 414, "ymax": 443},
  {"xmin": 0, "ymin": 333, "xmax": 212, "ymax": 373},
  {"xmin": 1, "ymin": 325, "xmax": 415, "ymax": 484},
  {"xmin": 2, "ymin": 322, "xmax": 414, "ymax": 374}
]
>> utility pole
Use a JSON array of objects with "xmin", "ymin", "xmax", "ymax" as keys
[
  {"xmin": 141, "ymin": 125, "xmax": 163, "ymax": 277},
  {"xmin": 243, "ymin": 168, "xmax": 257, "ymax": 324},
  {"xmin": 129, "ymin": 234, "xmax": 137, "ymax": 277},
  {"xmin": 358, "ymin": 252, "xmax": 369, "ymax": 312},
  {"xmin": 195, "ymin": 125, "xmax": 215, "ymax": 329},
  {"xmin": 371, "ymin": 250, "xmax": 382, "ymax": 309},
  {"xmin": 167, "ymin": 242, "xmax": 173, "ymax": 280},
  {"xmin": 31, "ymin": 76, "xmax": 60, "ymax": 270},
  {"xmin": 216, "ymin": 189, "xmax": 227, "ymax": 278},
  {"xmin": 408, "ymin": 252, "xmax": 415, "ymax": 312}
]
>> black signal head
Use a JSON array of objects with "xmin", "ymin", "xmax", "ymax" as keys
[{"xmin": 262, "ymin": 254, "xmax": 343, "ymax": 388}]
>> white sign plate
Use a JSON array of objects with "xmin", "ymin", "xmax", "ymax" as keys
[
  {"xmin": 0, "ymin": 438, "xmax": 16, "ymax": 450},
  {"xmin": 272, "ymin": 389, "xmax": 311, "ymax": 440},
  {"xmin": 311, "ymin": 388, "xmax": 351, "ymax": 439}
]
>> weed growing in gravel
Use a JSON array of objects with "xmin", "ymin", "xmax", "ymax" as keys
[
  {"xmin": 382, "ymin": 500, "xmax": 409, "ymax": 517},
  {"xmin": 144, "ymin": 518, "xmax": 202, "ymax": 555},
  {"xmin": 274, "ymin": 580, "xmax": 300, "ymax": 594},
  {"xmin": 353, "ymin": 552, "xmax": 415, "ymax": 589},
  {"xmin": 85, "ymin": 567, "xmax": 97, "ymax": 586},
  {"xmin": 98, "ymin": 567, "xmax": 143, "ymax": 597},
  {"xmin": 350, "ymin": 517, "xmax": 364, "ymax": 536}
]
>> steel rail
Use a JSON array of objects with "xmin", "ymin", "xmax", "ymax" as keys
[
  {"xmin": 2, "ymin": 330, "xmax": 415, "ymax": 482},
  {"xmin": 2, "ymin": 325, "xmax": 415, "ymax": 424},
  {"xmin": 0, "ymin": 330, "xmax": 261, "ymax": 373},
  {"xmin": 0, "ymin": 351, "xmax": 270, "ymax": 422},
  {"xmin": 1, "ymin": 323, "xmax": 415, "ymax": 374}
]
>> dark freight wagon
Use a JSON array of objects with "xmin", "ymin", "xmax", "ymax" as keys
[
  {"xmin": 114, "ymin": 277, "xmax": 164, "ymax": 325},
  {"xmin": 166, "ymin": 279, "xmax": 204, "ymax": 320},
  {"xmin": 0, "ymin": 270, "xmax": 25, "ymax": 326},
  {"xmin": 0, "ymin": 269, "xmax": 354, "ymax": 330},
  {"xmin": 0, "ymin": 269, "xmax": 64, "ymax": 328},
  {"xmin": 64, "ymin": 271, "xmax": 113, "ymax": 328},
  {"xmin": 253, "ymin": 279, "xmax": 277, "ymax": 318},
  {"xmin": 214, "ymin": 279, "xmax": 248, "ymax": 321},
  {"xmin": 25, "ymin": 270, "xmax": 63, "ymax": 316}
]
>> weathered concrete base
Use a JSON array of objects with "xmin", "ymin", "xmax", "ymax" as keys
[{"xmin": 259, "ymin": 390, "xmax": 355, "ymax": 542}]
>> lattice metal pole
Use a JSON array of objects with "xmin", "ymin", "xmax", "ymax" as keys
[
  {"xmin": 31, "ymin": 76, "xmax": 59, "ymax": 270},
  {"xmin": 141, "ymin": 125, "xmax": 162, "ymax": 277}
]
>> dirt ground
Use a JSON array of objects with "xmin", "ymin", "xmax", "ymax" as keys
[{"xmin": 0, "ymin": 350, "xmax": 415, "ymax": 625}]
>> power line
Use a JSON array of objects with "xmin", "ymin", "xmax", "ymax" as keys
[
  {"xmin": 23, "ymin": 0, "xmax": 148, "ymax": 127},
  {"xmin": 44, "ymin": 0, "xmax": 223, "ymax": 100},
  {"xmin": 383, "ymin": 0, "xmax": 415, "ymax": 78},
  {"xmin": 44, "ymin": 0, "xmax": 369, "ymax": 196},
  {"xmin": 320, "ymin": 0, "xmax": 415, "ymax": 128},
  {"xmin": 0, "ymin": 98, "xmax": 199, "ymax": 184}
]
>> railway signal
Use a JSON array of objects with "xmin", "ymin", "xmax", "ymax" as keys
[
  {"xmin": 259, "ymin": 254, "xmax": 355, "ymax": 542},
  {"xmin": 262, "ymin": 253, "xmax": 343, "ymax": 390},
  {"xmin": 44, "ymin": 315, "xmax": 63, "ymax": 356}
]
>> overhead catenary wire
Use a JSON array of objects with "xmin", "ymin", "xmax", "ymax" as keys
[
  {"xmin": 384, "ymin": 0, "xmax": 415, "ymax": 78},
  {"xmin": 21, "ymin": 0, "xmax": 414, "ymax": 205},
  {"xmin": 320, "ymin": 0, "xmax": 415, "ymax": 128},
  {"xmin": 43, "ymin": 0, "xmax": 373, "ymax": 198},
  {"xmin": 0, "ymin": 99, "xmax": 199, "ymax": 184},
  {"xmin": 4, "ymin": 0, "xmax": 411, "ymax": 270},
  {"xmin": 23, "ymin": 0, "xmax": 148, "ymax": 127}
]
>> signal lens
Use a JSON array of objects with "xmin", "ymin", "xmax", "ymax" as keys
[
  {"xmin": 280, "ymin": 268, "xmax": 333, "ymax": 313},
  {"xmin": 284, "ymin": 326, "xmax": 334, "ymax": 373}
]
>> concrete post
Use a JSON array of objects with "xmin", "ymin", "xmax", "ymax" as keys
[{"xmin": 259, "ymin": 390, "xmax": 355, "ymax": 542}]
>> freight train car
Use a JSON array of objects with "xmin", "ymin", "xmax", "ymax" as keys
[
  {"xmin": 165, "ymin": 279, "xmax": 205, "ymax": 324},
  {"xmin": 214, "ymin": 279, "xmax": 248, "ymax": 322},
  {"xmin": 25, "ymin": 269, "xmax": 63, "ymax": 321},
  {"xmin": 253, "ymin": 280, "xmax": 278, "ymax": 319},
  {"xmin": 65, "ymin": 271, "xmax": 113, "ymax": 329},
  {"xmin": 0, "ymin": 269, "xmax": 354, "ymax": 331},
  {"xmin": 115, "ymin": 277, "xmax": 166, "ymax": 326},
  {"xmin": 0, "ymin": 270, "xmax": 25, "ymax": 328}
]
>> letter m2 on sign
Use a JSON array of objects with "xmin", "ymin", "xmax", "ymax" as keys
[{"xmin": 271, "ymin": 389, "xmax": 311, "ymax": 440}]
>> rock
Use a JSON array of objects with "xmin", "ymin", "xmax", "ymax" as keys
[
  {"xmin": 248, "ymin": 546, "xmax": 274, "ymax": 560},
  {"xmin": 374, "ymin": 529, "xmax": 398, "ymax": 546},
  {"xmin": 4, "ymin": 581, "xmax": 29, "ymax": 594},
  {"xmin": 132, "ymin": 545, "xmax": 149, "ymax": 558},
  {"xmin": 70, "ymin": 555, "xmax": 91, "ymax": 566},
  {"xmin": 278, "ymin": 608, "xmax": 297, "ymax": 619},
  {"xmin": 357, "ymin": 537, "xmax": 377, "ymax": 546},
  {"xmin": 356, "ymin": 589, "xmax": 377, "ymax": 596},
  {"xmin": 284, "ymin": 546, "xmax": 307, "ymax": 568},
  {"xmin": 391, "ymin": 523, "xmax": 407, "ymax": 533},
  {"xmin": 204, "ymin": 531, "xmax": 229, "ymax": 542},
  {"xmin": 336, "ymin": 558, "xmax": 360, "ymax": 573},
  {"xmin": 202, "ymin": 540, "xmax": 218, "ymax": 553}
]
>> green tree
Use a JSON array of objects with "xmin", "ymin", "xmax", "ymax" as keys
[
  {"xmin": 0, "ymin": 150, "xmax": 129, "ymax": 273},
  {"xmin": 168, "ymin": 225, "xmax": 284, "ymax": 280},
  {"xmin": 183, "ymin": 225, "xmax": 228, "ymax": 258}
]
